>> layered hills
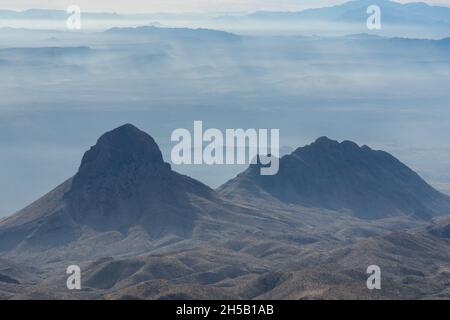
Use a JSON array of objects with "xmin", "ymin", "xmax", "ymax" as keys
[{"xmin": 1, "ymin": 124, "xmax": 450, "ymax": 299}]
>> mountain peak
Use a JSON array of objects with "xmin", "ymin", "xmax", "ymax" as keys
[
  {"xmin": 0, "ymin": 124, "xmax": 218, "ymax": 250},
  {"xmin": 219, "ymin": 137, "xmax": 450, "ymax": 219},
  {"xmin": 111, "ymin": 122, "xmax": 139, "ymax": 131},
  {"xmin": 298, "ymin": 136, "xmax": 361, "ymax": 154},
  {"xmin": 312, "ymin": 136, "xmax": 339, "ymax": 146},
  {"xmin": 66, "ymin": 123, "xmax": 174, "ymax": 229},
  {"xmin": 76, "ymin": 123, "xmax": 168, "ymax": 179},
  {"xmin": 62, "ymin": 124, "xmax": 211, "ymax": 234}
]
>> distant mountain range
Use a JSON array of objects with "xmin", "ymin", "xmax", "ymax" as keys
[
  {"xmin": 0, "ymin": 9, "xmax": 209, "ymax": 20},
  {"xmin": 2, "ymin": 1, "xmax": 450, "ymax": 38},
  {"xmin": 218, "ymin": 0, "xmax": 450, "ymax": 38},
  {"xmin": 3, "ymin": 1, "xmax": 450, "ymax": 25},
  {"xmin": 247, "ymin": 0, "xmax": 450, "ymax": 27},
  {"xmin": 0, "ymin": 9, "xmax": 121, "ymax": 20},
  {"xmin": 104, "ymin": 26, "xmax": 240, "ymax": 42}
]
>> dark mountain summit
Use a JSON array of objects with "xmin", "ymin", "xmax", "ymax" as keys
[
  {"xmin": 218, "ymin": 137, "xmax": 450, "ymax": 219},
  {"xmin": 76, "ymin": 123, "xmax": 165, "ymax": 167},
  {"xmin": 65, "ymin": 123, "xmax": 213, "ymax": 234}
]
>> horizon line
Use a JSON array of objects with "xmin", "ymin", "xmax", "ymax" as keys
[{"xmin": 1, "ymin": 0, "xmax": 450, "ymax": 16}]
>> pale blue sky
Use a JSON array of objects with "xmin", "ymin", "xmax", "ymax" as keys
[{"xmin": 1, "ymin": 0, "xmax": 449, "ymax": 13}]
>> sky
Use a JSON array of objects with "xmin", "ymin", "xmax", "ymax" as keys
[{"xmin": 0, "ymin": 0, "xmax": 450, "ymax": 13}]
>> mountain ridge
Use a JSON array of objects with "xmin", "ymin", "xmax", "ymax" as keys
[
  {"xmin": 218, "ymin": 136, "xmax": 450, "ymax": 219},
  {"xmin": 248, "ymin": 0, "xmax": 450, "ymax": 25},
  {"xmin": 2, "ymin": 125, "xmax": 449, "ymax": 264},
  {"xmin": 2, "ymin": 124, "xmax": 450, "ymax": 299}
]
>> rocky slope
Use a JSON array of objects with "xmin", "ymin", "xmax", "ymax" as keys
[{"xmin": 219, "ymin": 137, "xmax": 450, "ymax": 219}]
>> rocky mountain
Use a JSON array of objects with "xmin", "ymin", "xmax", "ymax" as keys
[
  {"xmin": 0, "ymin": 124, "xmax": 224, "ymax": 257},
  {"xmin": 1, "ymin": 124, "xmax": 326, "ymax": 267},
  {"xmin": 65, "ymin": 123, "xmax": 216, "ymax": 235},
  {"xmin": 2, "ymin": 125, "xmax": 450, "ymax": 299},
  {"xmin": 218, "ymin": 136, "xmax": 450, "ymax": 219}
]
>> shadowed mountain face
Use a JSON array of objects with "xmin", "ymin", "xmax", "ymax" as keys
[
  {"xmin": 65, "ymin": 124, "xmax": 213, "ymax": 234},
  {"xmin": 0, "ymin": 124, "xmax": 215, "ymax": 253},
  {"xmin": 219, "ymin": 137, "xmax": 450, "ymax": 219}
]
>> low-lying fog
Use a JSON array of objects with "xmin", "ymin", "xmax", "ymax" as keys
[{"xmin": 1, "ymin": 27, "xmax": 449, "ymax": 216}]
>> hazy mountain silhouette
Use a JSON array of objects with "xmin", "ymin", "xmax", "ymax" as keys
[
  {"xmin": 207, "ymin": 0, "xmax": 450, "ymax": 38},
  {"xmin": 0, "ymin": 9, "xmax": 120, "ymax": 20},
  {"xmin": 218, "ymin": 137, "xmax": 450, "ymax": 219},
  {"xmin": 248, "ymin": 0, "xmax": 450, "ymax": 27},
  {"xmin": 104, "ymin": 26, "xmax": 239, "ymax": 42}
]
